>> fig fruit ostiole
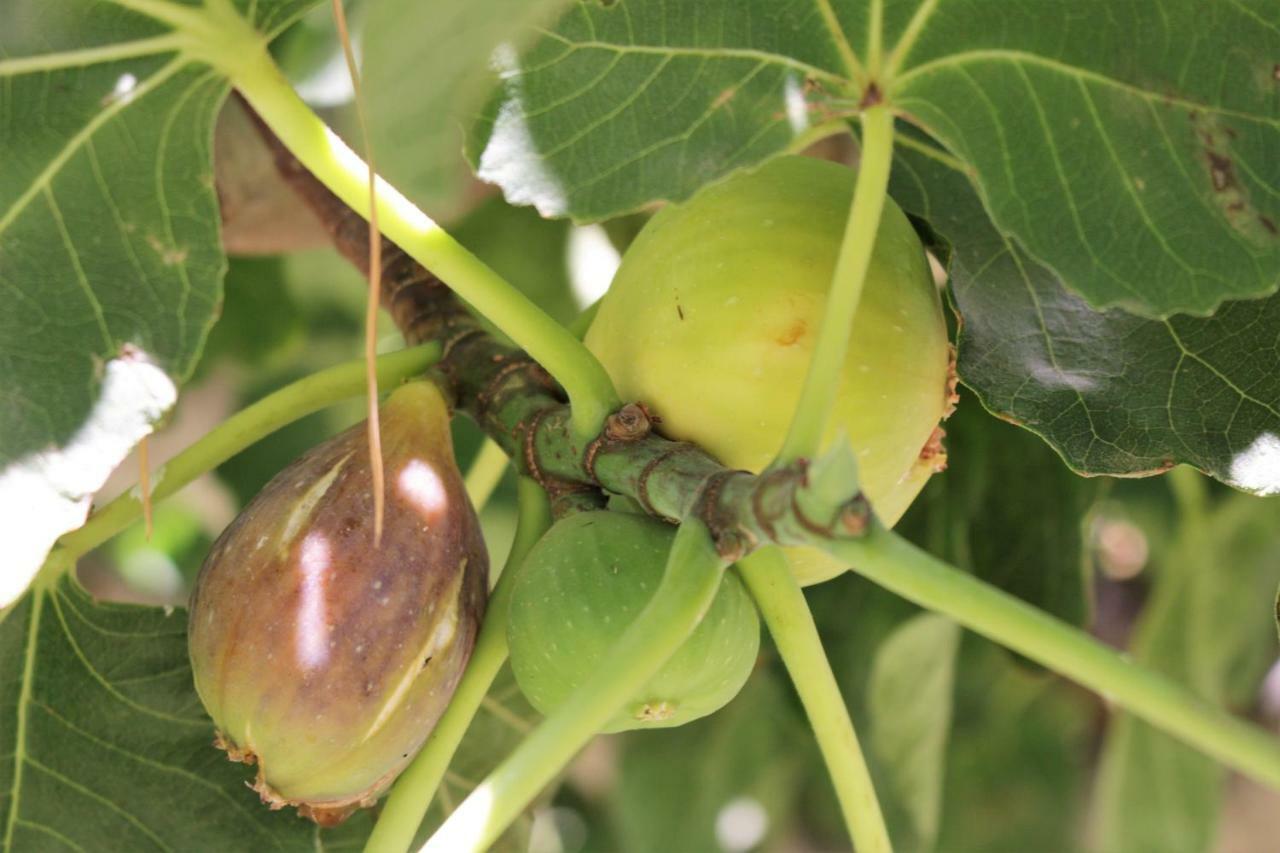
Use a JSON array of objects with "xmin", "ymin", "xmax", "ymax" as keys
[
  {"xmin": 507, "ymin": 511, "xmax": 759, "ymax": 732},
  {"xmin": 585, "ymin": 155, "xmax": 953, "ymax": 585},
  {"xmin": 188, "ymin": 380, "xmax": 487, "ymax": 825}
]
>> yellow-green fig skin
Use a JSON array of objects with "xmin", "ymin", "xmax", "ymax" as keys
[
  {"xmin": 188, "ymin": 381, "xmax": 487, "ymax": 824},
  {"xmin": 507, "ymin": 511, "xmax": 760, "ymax": 732},
  {"xmin": 585, "ymin": 156, "xmax": 950, "ymax": 585}
]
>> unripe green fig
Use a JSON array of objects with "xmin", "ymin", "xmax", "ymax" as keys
[
  {"xmin": 188, "ymin": 381, "xmax": 487, "ymax": 825},
  {"xmin": 507, "ymin": 511, "xmax": 759, "ymax": 732},
  {"xmin": 585, "ymin": 155, "xmax": 951, "ymax": 585}
]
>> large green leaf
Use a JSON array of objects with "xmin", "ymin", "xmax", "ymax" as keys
[
  {"xmin": 465, "ymin": 0, "xmax": 849, "ymax": 220},
  {"xmin": 0, "ymin": 0, "xmax": 316, "ymax": 605},
  {"xmin": 867, "ymin": 613, "xmax": 959, "ymax": 852},
  {"xmin": 0, "ymin": 572, "xmax": 373, "ymax": 849},
  {"xmin": 891, "ymin": 131, "xmax": 1280, "ymax": 497},
  {"xmin": 1091, "ymin": 482, "xmax": 1280, "ymax": 852},
  {"xmin": 469, "ymin": 0, "xmax": 1279, "ymax": 313},
  {"xmin": 361, "ymin": 0, "xmax": 574, "ymax": 216},
  {"xmin": 934, "ymin": 638, "xmax": 1094, "ymax": 852}
]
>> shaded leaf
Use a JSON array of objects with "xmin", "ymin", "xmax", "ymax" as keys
[
  {"xmin": 0, "ymin": 0, "xmax": 317, "ymax": 604},
  {"xmin": 1091, "ymin": 479, "xmax": 1280, "ymax": 852},
  {"xmin": 362, "ymin": 0, "xmax": 574, "ymax": 216},
  {"xmin": 868, "ymin": 613, "xmax": 960, "ymax": 852},
  {"xmin": 890, "ymin": 130, "xmax": 1280, "ymax": 497},
  {"xmin": 935, "ymin": 638, "xmax": 1094, "ymax": 853},
  {"xmin": 197, "ymin": 257, "xmax": 305, "ymax": 376}
]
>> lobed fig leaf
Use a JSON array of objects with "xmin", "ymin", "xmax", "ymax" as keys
[
  {"xmin": 188, "ymin": 381, "xmax": 488, "ymax": 825},
  {"xmin": 507, "ymin": 511, "xmax": 759, "ymax": 733},
  {"xmin": 585, "ymin": 155, "xmax": 952, "ymax": 585}
]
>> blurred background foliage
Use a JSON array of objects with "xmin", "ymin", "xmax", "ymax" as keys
[{"xmin": 76, "ymin": 6, "xmax": 1280, "ymax": 851}]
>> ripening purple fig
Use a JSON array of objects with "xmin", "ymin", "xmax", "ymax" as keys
[{"xmin": 188, "ymin": 381, "xmax": 487, "ymax": 825}]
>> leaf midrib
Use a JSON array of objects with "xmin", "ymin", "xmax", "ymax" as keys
[
  {"xmin": 890, "ymin": 48, "xmax": 1280, "ymax": 129},
  {"xmin": 0, "ymin": 55, "xmax": 188, "ymax": 235},
  {"xmin": 2, "ymin": 591, "xmax": 42, "ymax": 851},
  {"xmin": 0, "ymin": 36, "xmax": 184, "ymax": 78}
]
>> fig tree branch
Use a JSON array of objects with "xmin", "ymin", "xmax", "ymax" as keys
[
  {"xmin": 229, "ymin": 52, "xmax": 619, "ymax": 440},
  {"xmin": 241, "ymin": 96, "xmax": 875, "ymax": 567}
]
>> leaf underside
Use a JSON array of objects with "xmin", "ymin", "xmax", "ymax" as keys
[{"xmin": 892, "ymin": 131, "xmax": 1280, "ymax": 496}]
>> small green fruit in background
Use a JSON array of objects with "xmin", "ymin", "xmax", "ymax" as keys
[
  {"xmin": 507, "ymin": 511, "xmax": 759, "ymax": 732},
  {"xmin": 188, "ymin": 381, "xmax": 488, "ymax": 825},
  {"xmin": 585, "ymin": 155, "xmax": 951, "ymax": 585}
]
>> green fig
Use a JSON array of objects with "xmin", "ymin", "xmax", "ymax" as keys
[
  {"xmin": 507, "ymin": 511, "xmax": 759, "ymax": 732},
  {"xmin": 585, "ymin": 155, "xmax": 952, "ymax": 586},
  {"xmin": 188, "ymin": 381, "xmax": 487, "ymax": 825}
]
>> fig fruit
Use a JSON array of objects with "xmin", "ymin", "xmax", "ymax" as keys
[
  {"xmin": 507, "ymin": 511, "xmax": 759, "ymax": 732},
  {"xmin": 188, "ymin": 381, "xmax": 487, "ymax": 825},
  {"xmin": 585, "ymin": 155, "xmax": 951, "ymax": 585}
]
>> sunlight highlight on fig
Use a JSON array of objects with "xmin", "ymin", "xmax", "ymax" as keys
[
  {"xmin": 398, "ymin": 458, "xmax": 447, "ymax": 519},
  {"xmin": 296, "ymin": 532, "xmax": 332, "ymax": 670}
]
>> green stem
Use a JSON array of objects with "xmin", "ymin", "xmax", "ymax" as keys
[
  {"xmin": 737, "ymin": 548, "xmax": 892, "ymax": 853},
  {"xmin": 228, "ymin": 51, "xmax": 619, "ymax": 440},
  {"xmin": 462, "ymin": 439, "xmax": 509, "ymax": 513},
  {"xmin": 775, "ymin": 104, "xmax": 894, "ymax": 465},
  {"xmin": 52, "ymin": 343, "xmax": 440, "ymax": 562},
  {"xmin": 423, "ymin": 521, "xmax": 726, "ymax": 852},
  {"xmin": 830, "ymin": 525, "xmax": 1280, "ymax": 789},
  {"xmin": 366, "ymin": 478, "xmax": 551, "ymax": 853},
  {"xmin": 866, "ymin": 0, "xmax": 886, "ymax": 75}
]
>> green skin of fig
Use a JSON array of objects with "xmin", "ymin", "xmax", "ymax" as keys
[
  {"xmin": 585, "ymin": 156, "xmax": 950, "ymax": 585},
  {"xmin": 188, "ymin": 381, "xmax": 488, "ymax": 825},
  {"xmin": 507, "ymin": 511, "xmax": 760, "ymax": 733}
]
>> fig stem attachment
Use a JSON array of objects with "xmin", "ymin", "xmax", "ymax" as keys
[
  {"xmin": 366, "ymin": 478, "xmax": 551, "ymax": 853},
  {"xmin": 737, "ymin": 547, "xmax": 893, "ymax": 853},
  {"xmin": 421, "ymin": 520, "xmax": 726, "ymax": 853},
  {"xmin": 229, "ymin": 51, "xmax": 620, "ymax": 442},
  {"xmin": 827, "ymin": 523, "xmax": 1280, "ymax": 790},
  {"xmin": 774, "ymin": 103, "xmax": 895, "ymax": 466},
  {"xmin": 51, "ymin": 342, "xmax": 441, "ymax": 564}
]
